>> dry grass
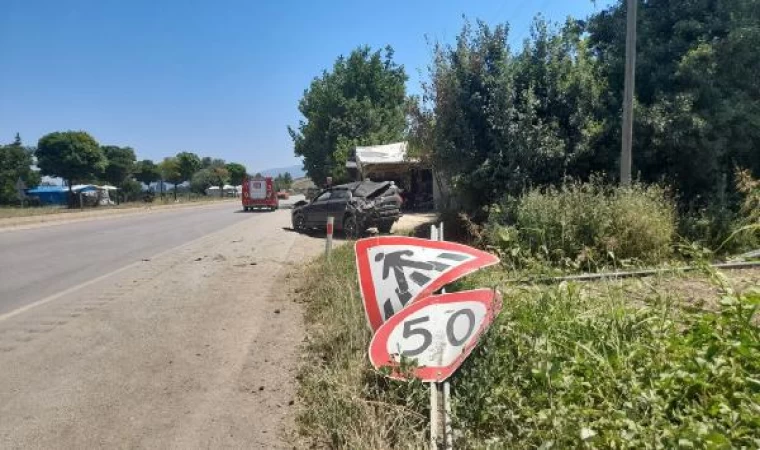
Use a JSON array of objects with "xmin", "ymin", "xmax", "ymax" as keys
[
  {"xmin": 0, "ymin": 196, "xmax": 233, "ymax": 220},
  {"xmin": 296, "ymin": 244, "xmax": 427, "ymax": 449}
]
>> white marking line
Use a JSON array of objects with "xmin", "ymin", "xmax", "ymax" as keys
[{"xmin": 0, "ymin": 212, "xmax": 267, "ymax": 323}]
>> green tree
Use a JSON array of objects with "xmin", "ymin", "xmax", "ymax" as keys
[
  {"xmin": 225, "ymin": 162, "xmax": 247, "ymax": 185},
  {"xmin": 427, "ymin": 19, "xmax": 605, "ymax": 209},
  {"xmin": 190, "ymin": 166, "xmax": 230, "ymax": 197},
  {"xmin": 288, "ymin": 46, "xmax": 408, "ymax": 184},
  {"xmin": 274, "ymin": 172, "xmax": 293, "ymax": 191},
  {"xmin": 159, "ymin": 157, "xmax": 183, "ymax": 200},
  {"xmin": 120, "ymin": 178, "xmax": 143, "ymax": 202},
  {"xmin": 134, "ymin": 159, "xmax": 161, "ymax": 186},
  {"xmin": 0, "ymin": 134, "xmax": 41, "ymax": 204},
  {"xmin": 210, "ymin": 166, "xmax": 230, "ymax": 198},
  {"xmin": 588, "ymin": 0, "xmax": 760, "ymax": 205},
  {"xmin": 176, "ymin": 152, "xmax": 201, "ymax": 183},
  {"xmin": 101, "ymin": 146, "xmax": 136, "ymax": 189},
  {"xmin": 36, "ymin": 131, "xmax": 105, "ymax": 205}
]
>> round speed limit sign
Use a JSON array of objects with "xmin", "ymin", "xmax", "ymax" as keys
[{"xmin": 368, "ymin": 289, "xmax": 502, "ymax": 382}]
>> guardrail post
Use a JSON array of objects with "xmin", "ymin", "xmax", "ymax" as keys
[{"xmin": 325, "ymin": 216, "xmax": 334, "ymax": 258}]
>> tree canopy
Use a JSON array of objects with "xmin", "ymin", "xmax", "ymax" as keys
[
  {"xmin": 289, "ymin": 46, "xmax": 408, "ymax": 184},
  {"xmin": 159, "ymin": 157, "xmax": 183, "ymax": 199},
  {"xmin": 176, "ymin": 152, "xmax": 201, "ymax": 183},
  {"xmin": 225, "ymin": 162, "xmax": 247, "ymax": 185},
  {"xmin": 36, "ymin": 131, "xmax": 105, "ymax": 192},
  {"xmin": 418, "ymin": 2, "xmax": 760, "ymax": 211},
  {"xmin": 0, "ymin": 135, "xmax": 41, "ymax": 204},
  {"xmin": 274, "ymin": 172, "xmax": 293, "ymax": 191},
  {"xmin": 101, "ymin": 146, "xmax": 136, "ymax": 188},
  {"xmin": 134, "ymin": 159, "xmax": 161, "ymax": 185}
]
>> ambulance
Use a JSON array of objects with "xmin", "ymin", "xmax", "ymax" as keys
[{"xmin": 242, "ymin": 176, "xmax": 279, "ymax": 211}]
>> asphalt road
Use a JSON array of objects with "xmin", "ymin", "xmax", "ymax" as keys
[
  {"xmin": 0, "ymin": 201, "xmax": 282, "ymax": 316},
  {"xmin": 0, "ymin": 203, "xmax": 325, "ymax": 448}
]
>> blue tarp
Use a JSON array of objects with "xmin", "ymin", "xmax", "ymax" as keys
[
  {"xmin": 25, "ymin": 185, "xmax": 98, "ymax": 205},
  {"xmin": 25, "ymin": 186, "xmax": 68, "ymax": 205}
]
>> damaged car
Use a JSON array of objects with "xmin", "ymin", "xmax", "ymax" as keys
[{"xmin": 291, "ymin": 181, "xmax": 402, "ymax": 238}]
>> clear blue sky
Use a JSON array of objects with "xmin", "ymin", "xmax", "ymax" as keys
[{"xmin": 0, "ymin": 0, "xmax": 612, "ymax": 173}]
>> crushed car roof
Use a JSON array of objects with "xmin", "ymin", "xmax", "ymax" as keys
[{"xmin": 335, "ymin": 180, "xmax": 393, "ymax": 198}]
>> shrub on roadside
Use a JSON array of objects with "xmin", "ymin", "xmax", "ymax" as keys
[
  {"xmin": 452, "ymin": 277, "xmax": 760, "ymax": 449},
  {"xmin": 297, "ymin": 245, "xmax": 760, "ymax": 449},
  {"xmin": 486, "ymin": 181, "xmax": 676, "ymax": 268}
]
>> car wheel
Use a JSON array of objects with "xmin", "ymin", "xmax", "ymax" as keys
[
  {"xmin": 293, "ymin": 213, "xmax": 306, "ymax": 231},
  {"xmin": 343, "ymin": 215, "xmax": 359, "ymax": 239},
  {"xmin": 378, "ymin": 222, "xmax": 393, "ymax": 234}
]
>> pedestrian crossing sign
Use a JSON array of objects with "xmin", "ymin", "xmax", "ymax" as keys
[{"xmin": 355, "ymin": 236, "xmax": 500, "ymax": 331}]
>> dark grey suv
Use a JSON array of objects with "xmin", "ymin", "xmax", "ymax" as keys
[{"xmin": 291, "ymin": 181, "xmax": 402, "ymax": 238}]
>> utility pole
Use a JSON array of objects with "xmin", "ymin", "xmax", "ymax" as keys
[{"xmin": 621, "ymin": 0, "xmax": 637, "ymax": 186}]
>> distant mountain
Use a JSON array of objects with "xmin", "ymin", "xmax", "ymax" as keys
[{"xmin": 257, "ymin": 164, "xmax": 305, "ymax": 178}]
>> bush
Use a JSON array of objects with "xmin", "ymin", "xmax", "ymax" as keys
[
  {"xmin": 678, "ymin": 169, "xmax": 760, "ymax": 255},
  {"xmin": 452, "ymin": 278, "xmax": 760, "ymax": 449},
  {"xmin": 486, "ymin": 181, "xmax": 676, "ymax": 268}
]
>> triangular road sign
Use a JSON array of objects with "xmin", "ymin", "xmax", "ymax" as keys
[{"xmin": 355, "ymin": 236, "xmax": 499, "ymax": 331}]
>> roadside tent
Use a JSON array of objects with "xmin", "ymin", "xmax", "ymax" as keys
[
  {"xmin": 205, "ymin": 186, "xmax": 221, "ymax": 196},
  {"xmin": 25, "ymin": 186, "xmax": 68, "ymax": 205}
]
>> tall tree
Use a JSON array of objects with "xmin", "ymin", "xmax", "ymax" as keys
[
  {"xmin": 36, "ymin": 131, "xmax": 105, "ymax": 204},
  {"xmin": 427, "ymin": 19, "xmax": 605, "ymax": 209},
  {"xmin": 588, "ymin": 0, "xmax": 760, "ymax": 205},
  {"xmin": 211, "ymin": 166, "xmax": 230, "ymax": 198},
  {"xmin": 159, "ymin": 157, "xmax": 183, "ymax": 200},
  {"xmin": 0, "ymin": 135, "xmax": 41, "ymax": 204},
  {"xmin": 176, "ymin": 152, "xmax": 201, "ymax": 183},
  {"xmin": 225, "ymin": 162, "xmax": 247, "ymax": 186},
  {"xmin": 289, "ymin": 46, "xmax": 408, "ymax": 184},
  {"xmin": 101, "ymin": 146, "xmax": 136, "ymax": 189},
  {"xmin": 134, "ymin": 159, "xmax": 161, "ymax": 186}
]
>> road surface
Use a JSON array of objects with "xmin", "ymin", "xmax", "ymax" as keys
[{"xmin": 0, "ymin": 202, "xmax": 324, "ymax": 449}]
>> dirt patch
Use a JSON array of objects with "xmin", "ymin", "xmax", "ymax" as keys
[
  {"xmin": 582, "ymin": 267, "xmax": 760, "ymax": 313},
  {"xmin": 393, "ymin": 212, "xmax": 438, "ymax": 234}
]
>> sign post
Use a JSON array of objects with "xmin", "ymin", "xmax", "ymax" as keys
[
  {"xmin": 354, "ymin": 227, "xmax": 501, "ymax": 450},
  {"xmin": 325, "ymin": 216, "xmax": 334, "ymax": 258}
]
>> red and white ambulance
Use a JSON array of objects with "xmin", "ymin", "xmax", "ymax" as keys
[{"xmin": 242, "ymin": 176, "xmax": 279, "ymax": 211}]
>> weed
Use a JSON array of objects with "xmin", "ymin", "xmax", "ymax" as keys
[
  {"xmin": 486, "ymin": 180, "xmax": 676, "ymax": 270},
  {"xmin": 296, "ymin": 244, "xmax": 427, "ymax": 449}
]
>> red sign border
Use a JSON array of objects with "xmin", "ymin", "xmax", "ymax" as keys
[
  {"xmin": 368, "ymin": 289, "xmax": 502, "ymax": 382},
  {"xmin": 355, "ymin": 236, "xmax": 500, "ymax": 331}
]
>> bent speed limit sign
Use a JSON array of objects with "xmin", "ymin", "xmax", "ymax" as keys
[
  {"xmin": 355, "ymin": 236, "xmax": 500, "ymax": 331},
  {"xmin": 368, "ymin": 289, "xmax": 502, "ymax": 382}
]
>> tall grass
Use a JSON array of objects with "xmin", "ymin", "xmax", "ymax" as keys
[
  {"xmin": 296, "ymin": 244, "xmax": 427, "ymax": 449},
  {"xmin": 486, "ymin": 181, "xmax": 676, "ymax": 269},
  {"xmin": 297, "ymin": 246, "xmax": 760, "ymax": 449},
  {"xmin": 453, "ymin": 272, "xmax": 760, "ymax": 448}
]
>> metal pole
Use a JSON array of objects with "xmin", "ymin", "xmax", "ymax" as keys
[
  {"xmin": 429, "ymin": 224, "xmax": 441, "ymax": 450},
  {"xmin": 620, "ymin": 0, "xmax": 637, "ymax": 186},
  {"xmin": 325, "ymin": 216, "xmax": 334, "ymax": 258},
  {"xmin": 438, "ymin": 221, "xmax": 453, "ymax": 450}
]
